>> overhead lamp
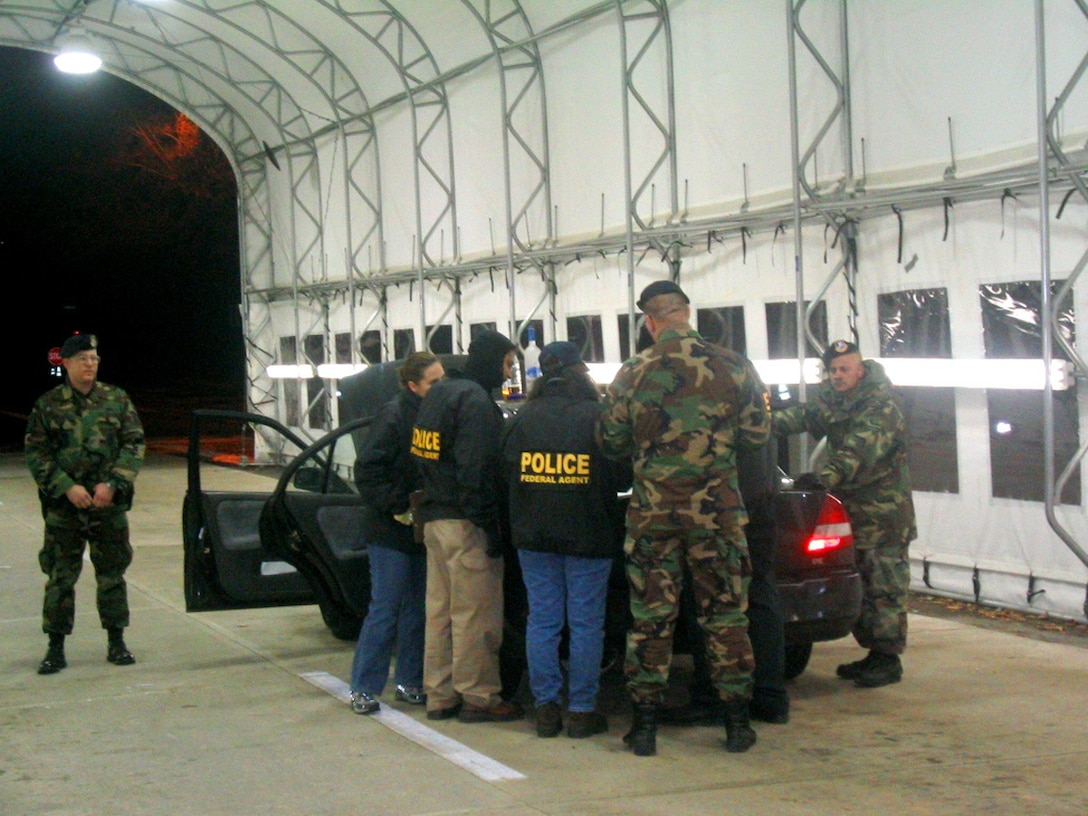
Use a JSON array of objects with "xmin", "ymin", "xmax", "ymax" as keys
[{"xmin": 54, "ymin": 26, "xmax": 102, "ymax": 74}]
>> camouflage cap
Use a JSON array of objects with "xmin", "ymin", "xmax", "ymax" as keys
[
  {"xmin": 821, "ymin": 338, "xmax": 859, "ymax": 367},
  {"xmin": 60, "ymin": 333, "xmax": 98, "ymax": 358},
  {"xmin": 637, "ymin": 280, "xmax": 689, "ymax": 312}
]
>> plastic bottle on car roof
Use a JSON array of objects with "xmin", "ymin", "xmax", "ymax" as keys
[{"xmin": 523, "ymin": 326, "xmax": 542, "ymax": 391}]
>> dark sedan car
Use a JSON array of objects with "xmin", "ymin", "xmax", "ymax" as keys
[{"xmin": 183, "ymin": 361, "xmax": 861, "ymax": 687}]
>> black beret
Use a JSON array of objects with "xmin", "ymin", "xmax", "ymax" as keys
[
  {"xmin": 821, "ymin": 339, "xmax": 860, "ymax": 367},
  {"xmin": 637, "ymin": 280, "xmax": 690, "ymax": 312},
  {"xmin": 60, "ymin": 334, "xmax": 98, "ymax": 358}
]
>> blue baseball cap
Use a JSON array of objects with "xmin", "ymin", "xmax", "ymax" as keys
[{"xmin": 540, "ymin": 341, "xmax": 588, "ymax": 375}]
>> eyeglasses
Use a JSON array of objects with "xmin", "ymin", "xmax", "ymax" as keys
[{"xmin": 71, "ymin": 355, "xmax": 101, "ymax": 365}]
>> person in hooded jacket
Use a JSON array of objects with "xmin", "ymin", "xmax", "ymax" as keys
[
  {"xmin": 410, "ymin": 329, "xmax": 523, "ymax": 723},
  {"xmin": 501, "ymin": 342, "xmax": 631, "ymax": 739},
  {"xmin": 773, "ymin": 339, "xmax": 916, "ymax": 689},
  {"xmin": 348, "ymin": 351, "xmax": 444, "ymax": 715}
]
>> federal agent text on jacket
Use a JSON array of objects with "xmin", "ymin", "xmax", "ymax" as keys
[
  {"xmin": 25, "ymin": 333, "xmax": 145, "ymax": 674},
  {"xmin": 772, "ymin": 339, "xmax": 916, "ymax": 688}
]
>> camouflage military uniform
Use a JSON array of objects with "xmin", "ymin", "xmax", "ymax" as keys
[
  {"xmin": 25, "ymin": 381, "xmax": 146, "ymax": 635},
  {"xmin": 597, "ymin": 327, "xmax": 771, "ymax": 705},
  {"xmin": 773, "ymin": 359, "xmax": 916, "ymax": 655}
]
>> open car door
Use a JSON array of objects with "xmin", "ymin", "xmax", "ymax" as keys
[{"xmin": 183, "ymin": 410, "xmax": 372, "ymax": 640}]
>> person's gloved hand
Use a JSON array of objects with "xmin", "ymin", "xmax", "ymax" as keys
[{"xmin": 792, "ymin": 472, "xmax": 827, "ymax": 492}]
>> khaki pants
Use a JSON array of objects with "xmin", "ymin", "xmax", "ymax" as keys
[{"xmin": 423, "ymin": 519, "xmax": 505, "ymax": 710}]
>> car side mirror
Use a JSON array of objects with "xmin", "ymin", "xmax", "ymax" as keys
[{"xmin": 292, "ymin": 466, "xmax": 325, "ymax": 492}]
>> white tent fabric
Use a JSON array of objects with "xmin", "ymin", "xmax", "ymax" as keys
[{"xmin": 2, "ymin": 1, "xmax": 1087, "ymax": 621}]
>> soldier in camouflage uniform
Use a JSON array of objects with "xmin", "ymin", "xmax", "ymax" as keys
[
  {"xmin": 25, "ymin": 334, "xmax": 146, "ymax": 674},
  {"xmin": 772, "ymin": 339, "xmax": 916, "ymax": 688},
  {"xmin": 597, "ymin": 280, "xmax": 771, "ymax": 756}
]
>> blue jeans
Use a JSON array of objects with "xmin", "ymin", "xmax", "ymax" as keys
[
  {"xmin": 350, "ymin": 544, "xmax": 426, "ymax": 696},
  {"xmin": 518, "ymin": 549, "xmax": 612, "ymax": 713}
]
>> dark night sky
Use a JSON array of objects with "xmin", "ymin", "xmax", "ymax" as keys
[{"xmin": 0, "ymin": 46, "xmax": 244, "ymax": 446}]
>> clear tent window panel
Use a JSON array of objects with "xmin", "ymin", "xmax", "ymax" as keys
[
  {"xmin": 980, "ymin": 281, "xmax": 1079, "ymax": 505},
  {"xmin": 879, "ymin": 288, "xmax": 958, "ymax": 495}
]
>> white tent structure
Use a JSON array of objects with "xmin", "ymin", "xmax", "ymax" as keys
[{"xmin": 3, "ymin": 1, "xmax": 1087, "ymax": 622}]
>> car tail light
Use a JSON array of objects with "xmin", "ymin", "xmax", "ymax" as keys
[{"xmin": 805, "ymin": 493, "xmax": 853, "ymax": 555}]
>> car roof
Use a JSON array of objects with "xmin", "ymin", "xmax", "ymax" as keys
[{"xmin": 338, "ymin": 354, "xmax": 469, "ymax": 424}]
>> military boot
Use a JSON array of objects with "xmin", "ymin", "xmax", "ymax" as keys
[
  {"xmin": 37, "ymin": 633, "xmax": 67, "ymax": 675},
  {"xmin": 722, "ymin": 701, "xmax": 757, "ymax": 753},
  {"xmin": 623, "ymin": 702, "xmax": 658, "ymax": 757},
  {"xmin": 106, "ymin": 627, "xmax": 135, "ymax": 666},
  {"xmin": 853, "ymin": 652, "xmax": 902, "ymax": 688},
  {"xmin": 835, "ymin": 650, "xmax": 878, "ymax": 680}
]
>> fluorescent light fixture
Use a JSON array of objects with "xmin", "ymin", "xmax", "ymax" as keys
[
  {"xmin": 317, "ymin": 363, "xmax": 368, "ymax": 379},
  {"xmin": 876, "ymin": 358, "xmax": 1073, "ymax": 391},
  {"xmin": 266, "ymin": 363, "xmax": 369, "ymax": 379},
  {"xmin": 54, "ymin": 27, "xmax": 102, "ymax": 74},
  {"xmin": 589, "ymin": 357, "xmax": 1071, "ymax": 391},
  {"xmin": 751, "ymin": 358, "xmax": 823, "ymax": 386},
  {"xmin": 266, "ymin": 364, "xmax": 314, "ymax": 379},
  {"xmin": 586, "ymin": 362, "xmax": 622, "ymax": 385},
  {"xmin": 268, "ymin": 356, "xmax": 1072, "ymax": 390}
]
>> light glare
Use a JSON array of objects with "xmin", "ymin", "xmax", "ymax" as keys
[{"xmin": 54, "ymin": 29, "xmax": 102, "ymax": 74}]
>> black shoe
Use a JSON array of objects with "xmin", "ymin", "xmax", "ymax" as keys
[
  {"xmin": 426, "ymin": 702, "xmax": 463, "ymax": 721},
  {"xmin": 854, "ymin": 653, "xmax": 903, "ymax": 688},
  {"xmin": 38, "ymin": 645, "xmax": 67, "ymax": 675},
  {"xmin": 623, "ymin": 702, "xmax": 658, "ymax": 757},
  {"xmin": 567, "ymin": 710, "xmax": 608, "ymax": 739},
  {"xmin": 749, "ymin": 697, "xmax": 789, "ymax": 725},
  {"xmin": 535, "ymin": 701, "xmax": 562, "ymax": 738},
  {"xmin": 723, "ymin": 701, "xmax": 757, "ymax": 753},
  {"xmin": 836, "ymin": 651, "xmax": 878, "ymax": 680},
  {"xmin": 107, "ymin": 641, "xmax": 135, "ymax": 666}
]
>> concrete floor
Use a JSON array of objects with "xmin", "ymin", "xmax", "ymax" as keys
[{"xmin": 2, "ymin": 451, "xmax": 1087, "ymax": 816}]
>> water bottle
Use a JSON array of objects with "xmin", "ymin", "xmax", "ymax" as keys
[{"xmin": 523, "ymin": 326, "xmax": 542, "ymax": 391}]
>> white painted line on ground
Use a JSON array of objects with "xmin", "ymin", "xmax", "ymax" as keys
[{"xmin": 300, "ymin": 671, "xmax": 527, "ymax": 782}]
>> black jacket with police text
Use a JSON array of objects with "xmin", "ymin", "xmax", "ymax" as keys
[
  {"xmin": 501, "ymin": 380, "xmax": 630, "ymax": 559},
  {"xmin": 410, "ymin": 370, "xmax": 506, "ymax": 545}
]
